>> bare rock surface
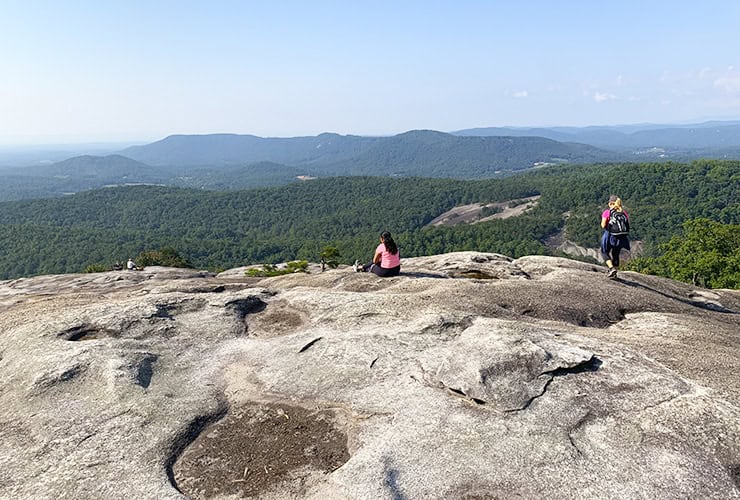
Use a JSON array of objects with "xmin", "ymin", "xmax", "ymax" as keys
[{"xmin": 1, "ymin": 252, "xmax": 740, "ymax": 499}]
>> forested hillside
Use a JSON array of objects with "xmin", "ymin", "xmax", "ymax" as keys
[
  {"xmin": 310, "ymin": 131, "xmax": 618, "ymax": 177},
  {"xmin": 0, "ymin": 156, "xmax": 308, "ymax": 202},
  {"xmin": 0, "ymin": 160, "xmax": 736, "ymax": 282}
]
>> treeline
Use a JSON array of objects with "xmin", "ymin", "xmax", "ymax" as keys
[{"xmin": 0, "ymin": 160, "xmax": 737, "ymax": 286}]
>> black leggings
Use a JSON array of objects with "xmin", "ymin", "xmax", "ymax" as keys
[
  {"xmin": 603, "ymin": 247, "xmax": 622, "ymax": 267},
  {"xmin": 600, "ymin": 232, "xmax": 629, "ymax": 268},
  {"xmin": 362, "ymin": 263, "xmax": 401, "ymax": 277}
]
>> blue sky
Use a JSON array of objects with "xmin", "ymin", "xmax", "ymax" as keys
[{"xmin": 2, "ymin": 0, "xmax": 740, "ymax": 144}]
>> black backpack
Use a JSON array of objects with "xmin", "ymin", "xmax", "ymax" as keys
[{"xmin": 607, "ymin": 209, "xmax": 629, "ymax": 236}]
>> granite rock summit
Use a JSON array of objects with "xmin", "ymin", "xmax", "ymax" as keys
[{"xmin": 1, "ymin": 253, "xmax": 739, "ymax": 499}]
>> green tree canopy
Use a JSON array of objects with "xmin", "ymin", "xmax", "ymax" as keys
[
  {"xmin": 135, "ymin": 247, "xmax": 191, "ymax": 268},
  {"xmin": 628, "ymin": 219, "xmax": 740, "ymax": 288}
]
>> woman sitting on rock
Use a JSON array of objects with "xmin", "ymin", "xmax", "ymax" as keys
[{"xmin": 354, "ymin": 231, "xmax": 401, "ymax": 277}]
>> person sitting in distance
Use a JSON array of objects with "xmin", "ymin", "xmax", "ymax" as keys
[{"xmin": 353, "ymin": 231, "xmax": 401, "ymax": 277}]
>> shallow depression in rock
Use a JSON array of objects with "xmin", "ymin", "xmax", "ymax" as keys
[{"xmin": 171, "ymin": 402, "xmax": 350, "ymax": 499}]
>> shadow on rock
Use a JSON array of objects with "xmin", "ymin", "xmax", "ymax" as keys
[
  {"xmin": 618, "ymin": 277, "xmax": 738, "ymax": 314},
  {"xmin": 382, "ymin": 456, "xmax": 407, "ymax": 500}
]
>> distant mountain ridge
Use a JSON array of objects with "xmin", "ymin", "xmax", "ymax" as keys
[
  {"xmin": 0, "ymin": 131, "xmax": 618, "ymax": 201},
  {"xmin": 26, "ymin": 154, "xmax": 157, "ymax": 180},
  {"xmin": 2, "ymin": 121, "xmax": 740, "ymax": 202},
  {"xmin": 0, "ymin": 155, "xmax": 168, "ymax": 201},
  {"xmin": 119, "ymin": 133, "xmax": 378, "ymax": 167},
  {"xmin": 118, "ymin": 129, "xmax": 619, "ymax": 174},
  {"xmin": 453, "ymin": 121, "xmax": 740, "ymax": 151},
  {"xmin": 311, "ymin": 130, "xmax": 618, "ymax": 177}
]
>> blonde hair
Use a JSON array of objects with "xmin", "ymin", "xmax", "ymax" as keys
[{"xmin": 608, "ymin": 195, "xmax": 623, "ymax": 211}]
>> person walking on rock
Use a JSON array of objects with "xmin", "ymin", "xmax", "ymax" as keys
[
  {"xmin": 600, "ymin": 195, "xmax": 630, "ymax": 279},
  {"xmin": 353, "ymin": 231, "xmax": 401, "ymax": 277}
]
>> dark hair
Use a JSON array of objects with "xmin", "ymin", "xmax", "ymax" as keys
[{"xmin": 381, "ymin": 231, "xmax": 398, "ymax": 255}]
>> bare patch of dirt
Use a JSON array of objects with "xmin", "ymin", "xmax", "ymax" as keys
[
  {"xmin": 426, "ymin": 196, "xmax": 540, "ymax": 227},
  {"xmin": 172, "ymin": 402, "xmax": 350, "ymax": 499},
  {"xmin": 248, "ymin": 300, "xmax": 308, "ymax": 337}
]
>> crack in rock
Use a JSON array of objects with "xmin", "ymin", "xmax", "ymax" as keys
[
  {"xmin": 427, "ymin": 329, "xmax": 599, "ymax": 412},
  {"xmin": 505, "ymin": 356, "xmax": 602, "ymax": 412},
  {"xmin": 446, "ymin": 387, "xmax": 488, "ymax": 405},
  {"xmin": 298, "ymin": 337, "xmax": 323, "ymax": 353}
]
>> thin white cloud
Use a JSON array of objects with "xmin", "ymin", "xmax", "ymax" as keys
[
  {"xmin": 662, "ymin": 66, "xmax": 739, "ymax": 88},
  {"xmin": 714, "ymin": 76, "xmax": 740, "ymax": 93},
  {"xmin": 593, "ymin": 92, "xmax": 616, "ymax": 102},
  {"xmin": 512, "ymin": 90, "xmax": 528, "ymax": 98},
  {"xmin": 713, "ymin": 68, "xmax": 740, "ymax": 93}
]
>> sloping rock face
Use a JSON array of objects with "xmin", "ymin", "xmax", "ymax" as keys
[{"xmin": 1, "ymin": 254, "xmax": 739, "ymax": 499}]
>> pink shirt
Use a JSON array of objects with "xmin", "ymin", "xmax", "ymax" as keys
[
  {"xmin": 375, "ymin": 243, "xmax": 401, "ymax": 268},
  {"xmin": 602, "ymin": 209, "xmax": 629, "ymax": 220}
]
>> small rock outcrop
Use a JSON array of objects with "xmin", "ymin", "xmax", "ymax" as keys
[{"xmin": 1, "ymin": 253, "xmax": 739, "ymax": 499}]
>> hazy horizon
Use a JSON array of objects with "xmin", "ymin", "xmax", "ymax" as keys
[
  {"xmin": 1, "ymin": 116, "xmax": 740, "ymax": 151},
  {"xmin": 5, "ymin": 115, "xmax": 740, "ymax": 151},
  {"xmin": 2, "ymin": 1, "xmax": 740, "ymax": 146}
]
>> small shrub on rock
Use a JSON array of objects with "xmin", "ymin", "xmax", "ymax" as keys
[
  {"xmin": 135, "ymin": 247, "xmax": 192, "ymax": 268},
  {"xmin": 83, "ymin": 263, "xmax": 109, "ymax": 273},
  {"xmin": 245, "ymin": 261, "xmax": 309, "ymax": 277}
]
